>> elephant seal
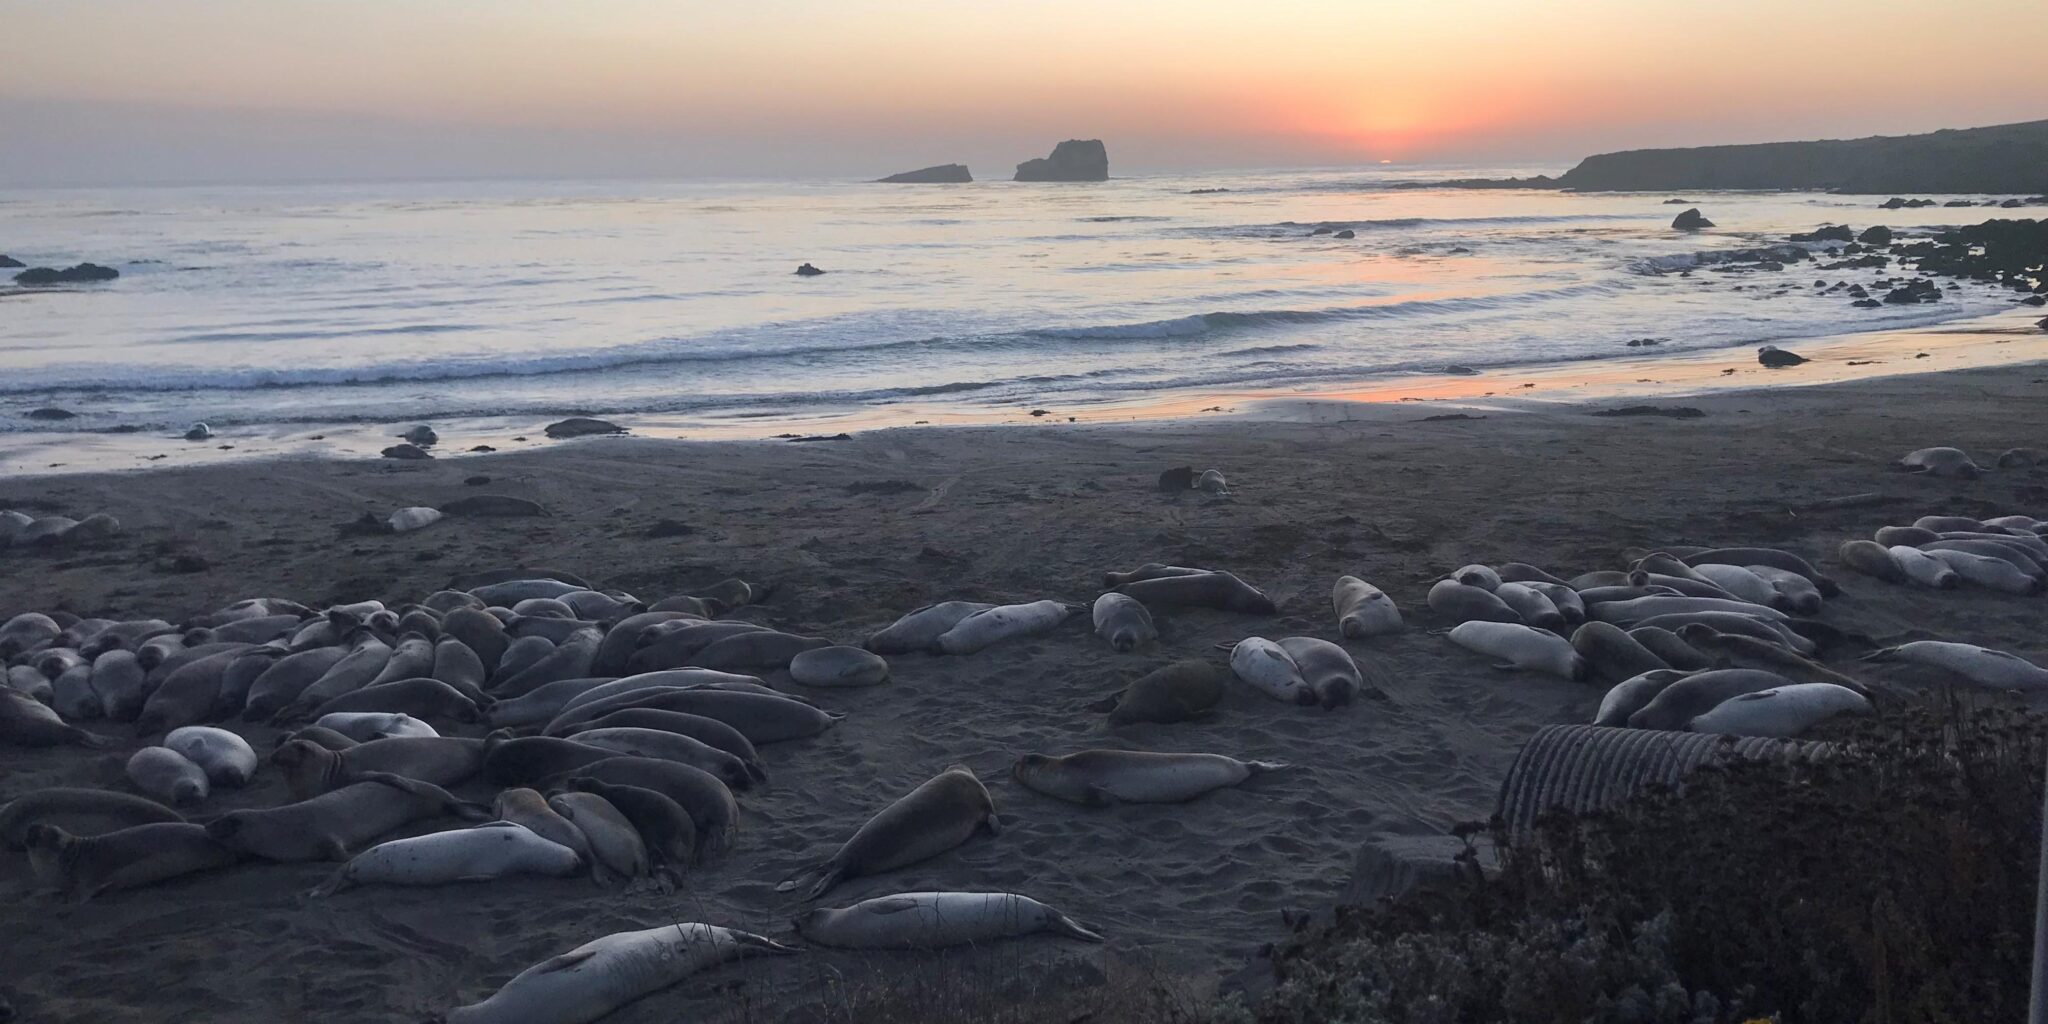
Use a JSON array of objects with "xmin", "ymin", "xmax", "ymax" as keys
[
  {"xmin": 492, "ymin": 788, "xmax": 594, "ymax": 865},
  {"xmin": 437, "ymin": 924, "xmax": 795, "ymax": 1024},
  {"xmin": 1451, "ymin": 564, "xmax": 1501, "ymax": 590},
  {"xmin": 1087, "ymin": 660, "xmax": 1227, "ymax": 726},
  {"xmin": 1689, "ymin": 564, "xmax": 1782, "ymax": 609},
  {"xmin": 685, "ymin": 630, "xmax": 827, "ymax": 672},
  {"xmin": 1446, "ymin": 622, "xmax": 1588, "ymax": 680},
  {"xmin": 442, "ymin": 608, "xmax": 510, "ymax": 674},
  {"xmin": 1228, "ymin": 637, "xmax": 1315, "ymax": 705},
  {"xmin": 1745, "ymin": 566, "xmax": 1824, "ymax": 614},
  {"xmin": 1523, "ymin": 582, "xmax": 1587, "ymax": 625},
  {"xmin": 25, "ymin": 822, "xmax": 239, "ymax": 901},
  {"xmin": 275, "ymin": 736, "xmax": 485, "ymax": 799},
  {"xmin": 1688, "ymin": 683, "xmax": 1870, "ymax": 737},
  {"xmin": 309, "ymin": 677, "xmax": 484, "ymax": 723},
  {"xmin": 564, "ymin": 778, "xmax": 697, "ymax": 885},
  {"xmin": 548, "ymin": 757, "xmax": 739, "ymax": 859},
  {"xmin": 1332, "ymin": 576, "xmax": 1402, "ymax": 638},
  {"xmin": 1115, "ymin": 571, "xmax": 1276, "ymax": 613},
  {"xmin": 278, "ymin": 634, "xmax": 395, "ymax": 720},
  {"xmin": 132, "ymin": 647, "xmax": 243, "ymax": 735},
  {"xmin": 1627, "ymin": 669, "xmax": 1796, "ymax": 730},
  {"xmin": 1492, "ymin": 583, "xmax": 1563, "ymax": 630},
  {"xmin": 1570, "ymin": 622, "xmax": 1667, "ymax": 685},
  {"xmin": 481, "ymin": 677, "xmax": 612, "ymax": 730},
  {"xmin": 432, "ymin": 637, "xmax": 488, "ymax": 692},
  {"xmin": 1276, "ymin": 636, "xmax": 1365, "ymax": 707},
  {"xmin": 789, "ymin": 646, "xmax": 890, "ymax": 687},
  {"xmin": 314, "ymin": 711, "xmax": 439, "ymax": 741},
  {"xmin": 494, "ymin": 629, "xmax": 601, "ymax": 695},
  {"xmin": 625, "ymin": 622, "xmax": 772, "ymax": 673},
  {"xmin": 1091, "ymin": 593, "xmax": 1157, "ymax": 652},
  {"xmin": 562, "ymin": 709, "xmax": 762, "ymax": 776},
  {"xmin": 1498, "ymin": 563, "xmax": 1569, "ymax": 586},
  {"xmin": 1590, "ymin": 595, "xmax": 1786, "ymax": 625},
  {"xmin": 1675, "ymin": 626, "xmax": 1869, "ymax": 693},
  {"xmin": 776, "ymin": 765, "xmax": 997, "ymax": 900},
  {"xmin": 1862, "ymin": 641, "xmax": 2048, "ymax": 689},
  {"xmin": 1895, "ymin": 446, "xmax": 1982, "ymax": 478},
  {"xmin": 7, "ymin": 665, "xmax": 53, "ymax": 705},
  {"xmin": 592, "ymin": 611, "xmax": 698, "ymax": 674},
  {"xmin": 484, "ymin": 736, "xmax": 619, "ymax": 786},
  {"xmin": 206, "ymin": 772, "xmax": 488, "ymax": 862},
  {"xmin": 164, "ymin": 726, "xmax": 259, "ymax": 787},
  {"xmin": 864, "ymin": 601, "xmax": 995, "ymax": 654},
  {"xmin": 310, "ymin": 821, "xmax": 582, "ymax": 897},
  {"xmin": 1102, "ymin": 563, "xmax": 1211, "ymax": 588},
  {"xmin": 0, "ymin": 788, "xmax": 183, "ymax": 849},
  {"xmin": 547, "ymin": 792, "xmax": 649, "ymax": 885},
  {"xmin": 89, "ymin": 649, "xmax": 150, "ymax": 722},
  {"xmin": 0, "ymin": 612, "xmax": 61, "ymax": 658},
  {"xmin": 560, "ymin": 727, "xmax": 756, "ymax": 790},
  {"xmin": 549, "ymin": 688, "xmax": 841, "ymax": 744},
  {"xmin": 1427, "ymin": 579, "xmax": 1520, "ymax": 624},
  {"xmin": 126, "ymin": 746, "xmax": 209, "ymax": 805},
  {"xmin": 1681, "ymin": 547, "xmax": 1838, "ymax": 597},
  {"xmin": 1593, "ymin": 669, "xmax": 1691, "ymax": 727},
  {"xmin": 468, "ymin": 578, "xmax": 584, "ymax": 605},
  {"xmin": 1923, "ymin": 549, "xmax": 2043, "ymax": 594},
  {"xmin": 795, "ymin": 892, "xmax": 1102, "ymax": 950},
  {"xmin": 932, "ymin": 601, "xmax": 1075, "ymax": 654},
  {"xmin": 1012, "ymin": 750, "xmax": 1288, "ymax": 805},
  {"xmin": 1876, "ymin": 525, "xmax": 1943, "ymax": 547},
  {"xmin": 240, "ymin": 646, "xmax": 348, "ymax": 721},
  {"xmin": 1627, "ymin": 612, "xmax": 1814, "ymax": 655},
  {"xmin": 1837, "ymin": 540, "xmax": 1907, "ymax": 583}
]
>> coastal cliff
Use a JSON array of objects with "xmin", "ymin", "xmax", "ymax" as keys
[
  {"xmin": 1015, "ymin": 139, "xmax": 1109, "ymax": 181},
  {"xmin": 1553, "ymin": 119, "xmax": 2048, "ymax": 194}
]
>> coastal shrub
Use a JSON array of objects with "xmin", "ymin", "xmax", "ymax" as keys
[{"xmin": 1252, "ymin": 695, "xmax": 2047, "ymax": 1024}]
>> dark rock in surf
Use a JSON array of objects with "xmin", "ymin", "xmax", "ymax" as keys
[
  {"xmin": 877, "ymin": 164, "xmax": 972, "ymax": 184},
  {"xmin": 0, "ymin": 255, "xmax": 23, "ymax": 268},
  {"xmin": 544, "ymin": 417, "xmax": 626, "ymax": 439},
  {"xmin": 1158, "ymin": 467, "xmax": 1195, "ymax": 492},
  {"xmin": 1857, "ymin": 225, "xmax": 1893, "ymax": 245},
  {"xmin": 1334, "ymin": 229, "xmax": 1356, "ymax": 239},
  {"xmin": 14, "ymin": 263, "xmax": 119, "ymax": 284},
  {"xmin": 1852, "ymin": 299, "xmax": 1883, "ymax": 308},
  {"xmin": 2021, "ymin": 295, "xmax": 2046, "ymax": 306},
  {"xmin": 1757, "ymin": 345, "xmax": 1808, "ymax": 368},
  {"xmin": 1014, "ymin": 139, "xmax": 1109, "ymax": 182},
  {"xmin": 27, "ymin": 408, "xmax": 76, "ymax": 421},
  {"xmin": 1671, "ymin": 208, "xmax": 1713, "ymax": 231},
  {"xmin": 1791, "ymin": 225, "xmax": 1853, "ymax": 243},
  {"xmin": 380, "ymin": 443, "xmax": 432, "ymax": 460},
  {"xmin": 795, "ymin": 263, "xmax": 825, "ymax": 276}
]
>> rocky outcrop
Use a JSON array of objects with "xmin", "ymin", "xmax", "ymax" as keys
[
  {"xmin": 1553, "ymin": 119, "xmax": 2048, "ymax": 194},
  {"xmin": 794, "ymin": 263, "xmax": 825, "ymax": 276},
  {"xmin": 14, "ymin": 263, "xmax": 119, "ymax": 284},
  {"xmin": 1014, "ymin": 140, "xmax": 1108, "ymax": 182},
  {"xmin": 1671, "ymin": 208, "xmax": 1713, "ymax": 230},
  {"xmin": 1858, "ymin": 225, "xmax": 1893, "ymax": 245},
  {"xmin": 877, "ymin": 163, "xmax": 972, "ymax": 184},
  {"xmin": 0, "ymin": 255, "xmax": 23, "ymax": 268}
]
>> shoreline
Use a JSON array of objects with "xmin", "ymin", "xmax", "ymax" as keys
[
  {"xmin": 2, "ymin": 356, "xmax": 2046, "ymax": 1021},
  {"xmin": 4, "ymin": 306, "xmax": 2043, "ymax": 477}
]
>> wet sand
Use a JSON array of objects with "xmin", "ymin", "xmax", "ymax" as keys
[{"xmin": 1, "ymin": 354, "xmax": 2046, "ymax": 1022}]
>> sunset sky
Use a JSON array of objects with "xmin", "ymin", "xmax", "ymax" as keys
[{"xmin": 3, "ymin": 0, "xmax": 2045, "ymax": 185}]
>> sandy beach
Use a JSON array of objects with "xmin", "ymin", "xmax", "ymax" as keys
[{"xmin": 2, "ymin": 345, "xmax": 2046, "ymax": 1021}]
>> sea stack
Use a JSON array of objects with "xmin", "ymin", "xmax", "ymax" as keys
[
  {"xmin": 877, "ymin": 164, "xmax": 972, "ymax": 183},
  {"xmin": 1671, "ymin": 208, "xmax": 1713, "ymax": 231},
  {"xmin": 1014, "ymin": 140, "xmax": 1109, "ymax": 182}
]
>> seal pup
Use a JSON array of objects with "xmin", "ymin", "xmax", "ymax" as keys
[
  {"xmin": 547, "ymin": 791, "xmax": 649, "ymax": 886},
  {"xmin": 442, "ymin": 607, "xmax": 510, "ymax": 674},
  {"xmin": 432, "ymin": 637, "xmax": 488, "ymax": 693},
  {"xmin": 1195, "ymin": 468, "xmax": 1229, "ymax": 494},
  {"xmin": 1426, "ymin": 579, "xmax": 1519, "ymax": 624},
  {"xmin": 864, "ymin": 601, "xmax": 995, "ymax": 654},
  {"xmin": 164, "ymin": 726, "xmax": 259, "ymax": 787},
  {"xmin": 1627, "ymin": 669, "xmax": 1796, "ymax": 730},
  {"xmin": 1332, "ymin": 576, "xmax": 1402, "ymax": 638},
  {"xmin": 1689, "ymin": 684, "xmax": 1871, "ymax": 738},
  {"xmin": 1571, "ymin": 622, "xmax": 1668, "ymax": 684},
  {"xmin": 6, "ymin": 665, "xmax": 53, "ymax": 705},
  {"xmin": 776, "ymin": 765, "xmax": 998, "ymax": 900},
  {"xmin": 788, "ymin": 646, "xmax": 890, "ymax": 687},
  {"xmin": 1276, "ymin": 636, "xmax": 1366, "ymax": 707},
  {"xmin": 1115, "ymin": 571, "xmax": 1276, "ymax": 613},
  {"xmin": 241, "ymin": 645, "xmax": 348, "ymax": 721},
  {"xmin": 1895, "ymin": 446, "xmax": 1982, "ymax": 478},
  {"xmin": 25, "ymin": 822, "xmax": 239, "ymax": 902},
  {"xmin": 1922, "ymin": 549, "xmax": 2043, "ymax": 594},
  {"xmin": 1837, "ymin": 540, "xmax": 1907, "ymax": 583},
  {"xmin": 314, "ymin": 710, "xmax": 439, "ymax": 741},
  {"xmin": 1593, "ymin": 669, "xmax": 1691, "ymax": 727},
  {"xmin": 1012, "ymin": 750, "xmax": 1288, "ymax": 805},
  {"xmin": 1681, "ymin": 547, "xmax": 1839, "ymax": 597},
  {"xmin": 795, "ymin": 892, "xmax": 1102, "ymax": 950},
  {"xmin": 1745, "ymin": 566, "xmax": 1824, "ymax": 614},
  {"xmin": 136, "ymin": 647, "xmax": 248, "ymax": 735},
  {"xmin": 284, "ymin": 725, "xmax": 360, "ymax": 751},
  {"xmin": 1091, "ymin": 593, "xmax": 1158, "ymax": 652},
  {"xmin": 493, "ymin": 788, "xmax": 595, "ymax": 865},
  {"xmin": 275, "ymin": 735, "xmax": 486, "ymax": 799},
  {"xmin": 310, "ymin": 821, "xmax": 581, "ymax": 897},
  {"xmin": 437, "ymin": 924, "xmax": 795, "ymax": 1024},
  {"xmin": 1689, "ymin": 564, "xmax": 1783, "ymax": 609},
  {"xmin": 1492, "ymin": 583, "xmax": 1564, "ymax": 630},
  {"xmin": 1086, "ymin": 660, "xmax": 1228, "ymax": 726},
  {"xmin": 1227, "ymin": 637, "xmax": 1315, "ymax": 705},
  {"xmin": 932, "ymin": 600, "xmax": 1075, "ymax": 654},
  {"xmin": 0, "ymin": 612, "xmax": 61, "ymax": 657},
  {"xmin": 125, "ymin": 747, "xmax": 209, "ymax": 806},
  {"xmin": 1523, "ymin": 582, "xmax": 1587, "ymax": 625},
  {"xmin": 1451, "ymin": 564, "xmax": 1501, "ymax": 590},
  {"xmin": 493, "ymin": 629, "xmax": 602, "ymax": 696},
  {"xmin": 0, "ymin": 789, "xmax": 183, "ymax": 849},
  {"xmin": 1446, "ymin": 622, "xmax": 1588, "ymax": 680},
  {"xmin": 468, "ymin": 578, "xmax": 585, "ymax": 605},
  {"xmin": 550, "ymin": 757, "xmax": 739, "ymax": 859},
  {"xmin": 564, "ymin": 777, "xmax": 697, "ymax": 887},
  {"xmin": 206, "ymin": 772, "xmax": 489, "ymax": 862},
  {"xmin": 1862, "ymin": 641, "xmax": 2048, "ymax": 689}
]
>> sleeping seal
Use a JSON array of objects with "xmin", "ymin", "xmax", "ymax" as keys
[
  {"xmin": 313, "ymin": 711, "xmax": 440, "ymax": 741},
  {"xmin": 0, "ymin": 788, "xmax": 183, "ymax": 849},
  {"xmin": 1570, "ymin": 622, "xmax": 1667, "ymax": 685},
  {"xmin": 1116, "ymin": 571, "xmax": 1276, "ymax": 613},
  {"xmin": 1091, "ymin": 593, "xmax": 1158, "ymax": 652},
  {"xmin": 1895, "ymin": 446, "xmax": 1983, "ymax": 478},
  {"xmin": 1593, "ymin": 669, "xmax": 1691, "ymax": 727},
  {"xmin": 1446, "ymin": 622, "xmax": 1588, "ymax": 680},
  {"xmin": 163, "ymin": 726, "xmax": 259, "ymax": 787},
  {"xmin": 437, "ymin": 924, "xmax": 795, "ymax": 1024},
  {"xmin": 1837, "ymin": 540, "xmax": 1907, "ymax": 583},
  {"xmin": 1492, "ymin": 583, "xmax": 1564, "ymax": 630},
  {"xmin": 204, "ymin": 772, "xmax": 489, "ymax": 862},
  {"xmin": 1627, "ymin": 669, "xmax": 1795, "ymax": 730},
  {"xmin": 25, "ymin": 822, "xmax": 239, "ymax": 901},
  {"xmin": 492, "ymin": 788, "xmax": 594, "ymax": 866},
  {"xmin": 558, "ymin": 727, "xmax": 755, "ymax": 791},
  {"xmin": 932, "ymin": 601, "xmax": 1075, "ymax": 654},
  {"xmin": 788, "ymin": 646, "xmax": 890, "ymax": 687},
  {"xmin": 1086, "ymin": 660, "xmax": 1228, "ymax": 726},
  {"xmin": 1862, "ymin": 641, "xmax": 2048, "ymax": 689},
  {"xmin": 1688, "ymin": 683, "xmax": 1870, "ymax": 737},
  {"xmin": 1426, "ymin": 579, "xmax": 1519, "ymax": 624},
  {"xmin": 1922, "ymin": 549, "xmax": 2043, "ymax": 594},
  {"xmin": 127, "ymin": 746, "xmax": 209, "ymax": 806},
  {"xmin": 1332, "ymin": 576, "xmax": 1402, "ymax": 638},
  {"xmin": 795, "ymin": 892, "xmax": 1102, "ymax": 950},
  {"xmin": 1275, "ymin": 636, "xmax": 1365, "ymax": 707},
  {"xmin": 562, "ymin": 777, "xmax": 698, "ymax": 885},
  {"xmin": 274, "ymin": 736, "xmax": 485, "ymax": 799},
  {"xmin": 1227, "ymin": 637, "xmax": 1315, "ymax": 705},
  {"xmin": 0, "ymin": 688, "xmax": 110, "ymax": 749},
  {"xmin": 549, "ymin": 757, "xmax": 740, "ymax": 859},
  {"xmin": 775, "ymin": 764, "xmax": 997, "ymax": 900},
  {"xmin": 547, "ymin": 791, "xmax": 649, "ymax": 886},
  {"xmin": 1012, "ymin": 749, "xmax": 1288, "ymax": 805},
  {"xmin": 1681, "ymin": 547, "xmax": 1839, "ymax": 597},
  {"xmin": 864, "ymin": 601, "xmax": 993, "ymax": 654},
  {"xmin": 310, "ymin": 821, "xmax": 582, "ymax": 896}
]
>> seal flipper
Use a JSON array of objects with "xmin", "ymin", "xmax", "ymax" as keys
[
  {"xmin": 864, "ymin": 897, "xmax": 923, "ymax": 915},
  {"xmin": 1081, "ymin": 693, "xmax": 1121, "ymax": 713},
  {"xmin": 981, "ymin": 812, "xmax": 1004, "ymax": 835},
  {"xmin": 531, "ymin": 949, "xmax": 599, "ymax": 975},
  {"xmin": 308, "ymin": 866, "xmax": 353, "ymax": 898},
  {"xmin": 801, "ymin": 866, "xmax": 844, "ymax": 901},
  {"xmin": 1244, "ymin": 761, "xmax": 1292, "ymax": 774},
  {"xmin": 1046, "ymin": 912, "xmax": 1105, "ymax": 943},
  {"xmin": 1084, "ymin": 786, "xmax": 1119, "ymax": 808},
  {"xmin": 775, "ymin": 865, "xmax": 823, "ymax": 895}
]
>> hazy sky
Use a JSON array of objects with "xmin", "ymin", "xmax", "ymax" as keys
[{"xmin": 3, "ymin": 0, "xmax": 2045, "ymax": 185}]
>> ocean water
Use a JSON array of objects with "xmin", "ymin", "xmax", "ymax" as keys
[{"xmin": 0, "ymin": 168, "xmax": 2027, "ymax": 435}]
